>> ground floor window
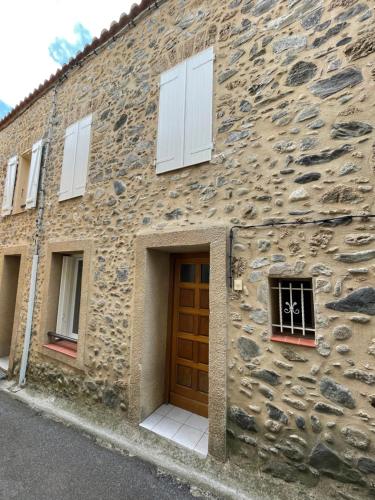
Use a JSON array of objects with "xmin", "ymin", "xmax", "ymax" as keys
[
  {"xmin": 42, "ymin": 248, "xmax": 89, "ymax": 360},
  {"xmin": 270, "ymin": 277, "xmax": 315, "ymax": 345},
  {"xmin": 39, "ymin": 241, "xmax": 91, "ymax": 366},
  {"xmin": 56, "ymin": 254, "xmax": 83, "ymax": 341}
]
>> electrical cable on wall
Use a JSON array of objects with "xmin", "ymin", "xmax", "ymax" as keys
[{"xmin": 228, "ymin": 214, "xmax": 375, "ymax": 287}]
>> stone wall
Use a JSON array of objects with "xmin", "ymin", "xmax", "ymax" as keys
[
  {"xmin": 0, "ymin": 92, "xmax": 53, "ymax": 368},
  {"xmin": 0, "ymin": 92, "xmax": 52, "ymax": 250},
  {"xmin": 0, "ymin": 0, "xmax": 374, "ymax": 495}
]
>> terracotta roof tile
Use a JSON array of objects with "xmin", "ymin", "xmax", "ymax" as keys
[{"xmin": 0, "ymin": 0, "xmax": 154, "ymax": 131}]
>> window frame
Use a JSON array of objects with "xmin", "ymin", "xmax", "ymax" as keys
[
  {"xmin": 38, "ymin": 240, "xmax": 92, "ymax": 369},
  {"xmin": 1, "ymin": 139, "xmax": 44, "ymax": 216},
  {"xmin": 269, "ymin": 277, "xmax": 316, "ymax": 347}
]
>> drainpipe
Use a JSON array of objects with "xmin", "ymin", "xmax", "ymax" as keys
[
  {"xmin": 18, "ymin": 254, "xmax": 38, "ymax": 385},
  {"xmin": 18, "ymin": 84, "xmax": 59, "ymax": 386}
]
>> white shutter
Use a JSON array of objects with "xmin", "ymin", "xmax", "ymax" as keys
[
  {"xmin": 72, "ymin": 114, "xmax": 92, "ymax": 198},
  {"xmin": 56, "ymin": 256, "xmax": 76, "ymax": 336},
  {"xmin": 25, "ymin": 139, "xmax": 44, "ymax": 209},
  {"xmin": 2, "ymin": 156, "xmax": 18, "ymax": 216},
  {"xmin": 184, "ymin": 47, "xmax": 214, "ymax": 168},
  {"xmin": 59, "ymin": 122, "xmax": 79, "ymax": 201},
  {"xmin": 156, "ymin": 62, "xmax": 186, "ymax": 174}
]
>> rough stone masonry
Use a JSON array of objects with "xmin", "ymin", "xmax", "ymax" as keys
[{"xmin": 0, "ymin": 0, "xmax": 374, "ymax": 498}]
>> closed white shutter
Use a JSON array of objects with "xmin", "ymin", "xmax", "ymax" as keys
[
  {"xmin": 59, "ymin": 114, "xmax": 92, "ymax": 201},
  {"xmin": 2, "ymin": 156, "xmax": 18, "ymax": 216},
  {"xmin": 156, "ymin": 62, "xmax": 186, "ymax": 174},
  {"xmin": 184, "ymin": 47, "xmax": 214, "ymax": 168},
  {"xmin": 25, "ymin": 139, "xmax": 44, "ymax": 209},
  {"xmin": 59, "ymin": 122, "xmax": 79, "ymax": 201},
  {"xmin": 72, "ymin": 114, "xmax": 92, "ymax": 198}
]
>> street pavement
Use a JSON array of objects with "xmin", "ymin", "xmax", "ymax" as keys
[{"xmin": 0, "ymin": 391, "xmax": 206, "ymax": 500}]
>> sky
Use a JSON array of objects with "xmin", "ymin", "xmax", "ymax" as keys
[{"xmin": 0, "ymin": 0, "xmax": 138, "ymax": 117}]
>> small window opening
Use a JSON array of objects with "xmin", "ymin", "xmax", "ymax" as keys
[{"xmin": 270, "ymin": 278, "xmax": 315, "ymax": 340}]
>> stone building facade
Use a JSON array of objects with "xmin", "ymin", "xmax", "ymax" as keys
[{"xmin": 0, "ymin": 0, "xmax": 374, "ymax": 496}]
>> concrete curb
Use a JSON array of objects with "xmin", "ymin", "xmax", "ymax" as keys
[{"xmin": 0, "ymin": 382, "xmax": 253, "ymax": 500}]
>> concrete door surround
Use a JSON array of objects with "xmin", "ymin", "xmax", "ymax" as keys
[
  {"xmin": 129, "ymin": 225, "xmax": 228, "ymax": 461},
  {"xmin": 0, "ymin": 245, "xmax": 29, "ymax": 375}
]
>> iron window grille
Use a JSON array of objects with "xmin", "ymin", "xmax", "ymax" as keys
[{"xmin": 270, "ymin": 278, "xmax": 315, "ymax": 339}]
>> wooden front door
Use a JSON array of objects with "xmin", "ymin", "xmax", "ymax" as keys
[{"xmin": 169, "ymin": 254, "xmax": 209, "ymax": 417}]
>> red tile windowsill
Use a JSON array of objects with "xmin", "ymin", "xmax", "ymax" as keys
[
  {"xmin": 271, "ymin": 335, "xmax": 316, "ymax": 348},
  {"xmin": 43, "ymin": 341, "xmax": 77, "ymax": 358}
]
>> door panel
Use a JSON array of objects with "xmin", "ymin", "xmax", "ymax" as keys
[
  {"xmin": 177, "ymin": 365, "xmax": 193, "ymax": 388},
  {"xmin": 169, "ymin": 254, "xmax": 209, "ymax": 417},
  {"xmin": 199, "ymin": 289, "xmax": 209, "ymax": 309},
  {"xmin": 198, "ymin": 342, "xmax": 209, "ymax": 365},
  {"xmin": 198, "ymin": 371, "xmax": 209, "ymax": 394},
  {"xmin": 177, "ymin": 338, "xmax": 194, "ymax": 360},
  {"xmin": 198, "ymin": 315, "xmax": 209, "ymax": 336},
  {"xmin": 179, "ymin": 288, "xmax": 195, "ymax": 307},
  {"xmin": 178, "ymin": 312, "xmax": 195, "ymax": 333}
]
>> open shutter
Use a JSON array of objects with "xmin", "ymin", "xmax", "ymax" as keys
[
  {"xmin": 184, "ymin": 47, "xmax": 214, "ymax": 168},
  {"xmin": 156, "ymin": 61, "xmax": 186, "ymax": 174},
  {"xmin": 59, "ymin": 123, "xmax": 79, "ymax": 201},
  {"xmin": 25, "ymin": 139, "xmax": 44, "ymax": 209},
  {"xmin": 72, "ymin": 114, "xmax": 92, "ymax": 198},
  {"xmin": 56, "ymin": 256, "xmax": 76, "ymax": 336},
  {"xmin": 2, "ymin": 156, "xmax": 18, "ymax": 216}
]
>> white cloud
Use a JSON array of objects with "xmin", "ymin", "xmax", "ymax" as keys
[
  {"xmin": 48, "ymin": 23, "xmax": 93, "ymax": 66},
  {"xmin": 0, "ymin": 0, "xmax": 137, "ymax": 107}
]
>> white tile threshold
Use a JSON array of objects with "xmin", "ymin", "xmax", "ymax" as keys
[
  {"xmin": 140, "ymin": 404, "xmax": 208, "ymax": 456},
  {"xmin": 0, "ymin": 356, "xmax": 9, "ymax": 372}
]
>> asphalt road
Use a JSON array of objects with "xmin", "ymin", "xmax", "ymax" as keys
[{"xmin": 0, "ymin": 391, "xmax": 204, "ymax": 500}]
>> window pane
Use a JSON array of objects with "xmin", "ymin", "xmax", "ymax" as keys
[
  {"xmin": 201, "ymin": 264, "xmax": 210, "ymax": 283},
  {"xmin": 72, "ymin": 260, "xmax": 83, "ymax": 335},
  {"xmin": 180, "ymin": 263, "xmax": 195, "ymax": 283}
]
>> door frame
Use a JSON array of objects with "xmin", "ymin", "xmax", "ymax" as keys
[
  {"xmin": 164, "ymin": 252, "xmax": 210, "ymax": 410},
  {"xmin": 164, "ymin": 255, "xmax": 175, "ymax": 402},
  {"xmin": 129, "ymin": 225, "xmax": 228, "ymax": 461},
  {"xmin": 0, "ymin": 245, "xmax": 29, "ymax": 374}
]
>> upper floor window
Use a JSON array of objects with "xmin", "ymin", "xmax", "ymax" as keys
[
  {"xmin": 59, "ymin": 114, "xmax": 92, "ymax": 201},
  {"xmin": 156, "ymin": 47, "xmax": 214, "ymax": 174},
  {"xmin": 1, "ymin": 139, "xmax": 43, "ymax": 216}
]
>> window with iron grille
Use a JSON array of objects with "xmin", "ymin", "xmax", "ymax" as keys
[{"xmin": 270, "ymin": 278, "xmax": 315, "ymax": 339}]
